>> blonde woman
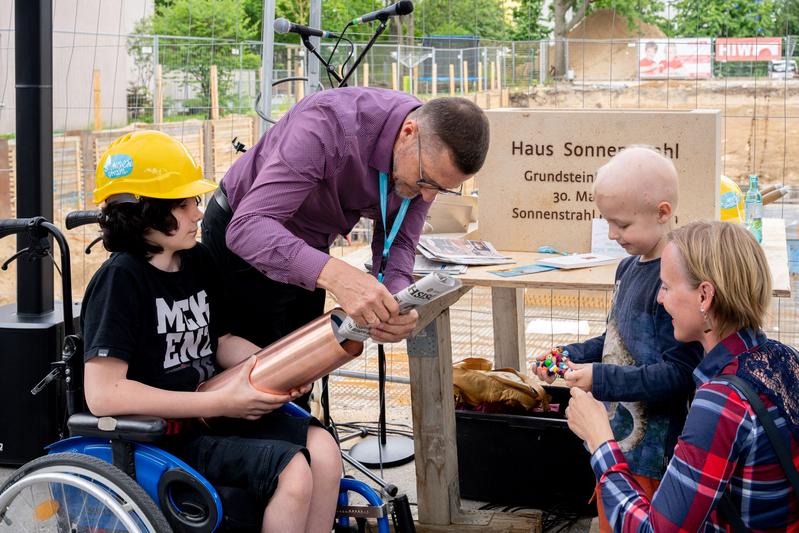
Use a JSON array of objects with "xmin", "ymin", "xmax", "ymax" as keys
[{"xmin": 566, "ymin": 221, "xmax": 799, "ymax": 531}]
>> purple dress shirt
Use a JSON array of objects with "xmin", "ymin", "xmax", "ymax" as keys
[{"xmin": 222, "ymin": 87, "xmax": 429, "ymax": 294}]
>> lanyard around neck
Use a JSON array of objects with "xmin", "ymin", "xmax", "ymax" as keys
[{"xmin": 378, "ymin": 171, "xmax": 411, "ymax": 283}]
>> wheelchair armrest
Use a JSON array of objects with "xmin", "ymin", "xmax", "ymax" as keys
[{"xmin": 68, "ymin": 412, "xmax": 167, "ymax": 443}]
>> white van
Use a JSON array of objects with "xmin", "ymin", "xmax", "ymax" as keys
[{"xmin": 768, "ymin": 59, "xmax": 797, "ymax": 79}]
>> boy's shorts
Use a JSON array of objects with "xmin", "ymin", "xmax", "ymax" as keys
[{"xmin": 165, "ymin": 413, "xmax": 321, "ymax": 504}]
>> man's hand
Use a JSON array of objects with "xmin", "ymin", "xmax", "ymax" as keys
[
  {"xmin": 215, "ymin": 356, "xmax": 294, "ymax": 419},
  {"xmin": 370, "ymin": 309, "xmax": 419, "ymax": 343},
  {"xmin": 317, "ymin": 258, "xmax": 399, "ymax": 327},
  {"xmin": 289, "ymin": 382, "xmax": 313, "ymax": 399},
  {"xmin": 565, "ymin": 387, "xmax": 614, "ymax": 453},
  {"xmin": 563, "ymin": 361, "xmax": 593, "ymax": 392}
]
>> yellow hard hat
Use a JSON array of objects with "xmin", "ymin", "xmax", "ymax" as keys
[
  {"xmin": 719, "ymin": 175, "xmax": 744, "ymax": 223},
  {"xmin": 94, "ymin": 130, "xmax": 217, "ymax": 204}
]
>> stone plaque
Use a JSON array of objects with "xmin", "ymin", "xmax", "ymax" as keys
[{"xmin": 479, "ymin": 109, "xmax": 721, "ymax": 252}]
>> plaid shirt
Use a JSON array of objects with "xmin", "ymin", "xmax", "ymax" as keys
[{"xmin": 590, "ymin": 329, "xmax": 799, "ymax": 532}]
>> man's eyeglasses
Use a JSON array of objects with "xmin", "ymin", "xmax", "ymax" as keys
[{"xmin": 415, "ymin": 127, "xmax": 463, "ymax": 196}]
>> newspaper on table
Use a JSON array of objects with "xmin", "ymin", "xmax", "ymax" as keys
[
  {"xmin": 417, "ymin": 237, "xmax": 514, "ymax": 266},
  {"xmin": 365, "ymin": 255, "xmax": 468, "ymax": 275},
  {"xmin": 413, "ymin": 256, "xmax": 468, "ymax": 275},
  {"xmin": 336, "ymin": 272, "xmax": 463, "ymax": 342}
]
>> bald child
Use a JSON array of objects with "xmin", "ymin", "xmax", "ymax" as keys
[{"xmin": 537, "ymin": 147, "xmax": 703, "ymax": 532}]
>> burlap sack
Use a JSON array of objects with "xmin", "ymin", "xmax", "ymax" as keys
[{"xmin": 453, "ymin": 357, "xmax": 549, "ymax": 412}]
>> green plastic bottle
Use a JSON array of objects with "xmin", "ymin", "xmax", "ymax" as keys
[{"xmin": 744, "ymin": 174, "xmax": 763, "ymax": 243}]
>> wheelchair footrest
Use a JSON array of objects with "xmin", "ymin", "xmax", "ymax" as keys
[{"xmin": 336, "ymin": 503, "xmax": 388, "ymax": 520}]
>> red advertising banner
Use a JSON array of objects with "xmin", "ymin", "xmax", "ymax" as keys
[
  {"xmin": 716, "ymin": 38, "xmax": 783, "ymax": 62},
  {"xmin": 638, "ymin": 38, "xmax": 712, "ymax": 79}
]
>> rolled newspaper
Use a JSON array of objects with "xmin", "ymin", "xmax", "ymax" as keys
[
  {"xmin": 197, "ymin": 310, "xmax": 363, "ymax": 396},
  {"xmin": 337, "ymin": 272, "xmax": 463, "ymax": 342}
]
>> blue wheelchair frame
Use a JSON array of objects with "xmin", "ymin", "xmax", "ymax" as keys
[
  {"xmin": 47, "ymin": 437, "xmax": 224, "ymax": 531},
  {"xmin": 47, "ymin": 404, "xmax": 391, "ymax": 532},
  {"xmin": 0, "ymin": 215, "xmax": 394, "ymax": 533}
]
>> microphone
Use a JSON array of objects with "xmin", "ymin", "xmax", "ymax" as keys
[
  {"xmin": 350, "ymin": 0, "xmax": 414, "ymax": 25},
  {"xmin": 273, "ymin": 18, "xmax": 338, "ymax": 39}
]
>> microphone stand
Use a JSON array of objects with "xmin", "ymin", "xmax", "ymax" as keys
[
  {"xmin": 339, "ymin": 19, "xmax": 389, "ymax": 87},
  {"xmin": 301, "ymin": 36, "xmax": 344, "ymax": 86},
  {"xmin": 346, "ymin": 16, "xmax": 415, "ymax": 471},
  {"xmin": 348, "ymin": 16, "xmax": 412, "ymax": 468}
]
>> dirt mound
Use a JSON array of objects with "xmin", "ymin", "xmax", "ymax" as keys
[{"xmin": 565, "ymin": 9, "xmax": 667, "ymax": 80}]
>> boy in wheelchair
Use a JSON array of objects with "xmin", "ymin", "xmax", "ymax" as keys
[{"xmin": 81, "ymin": 130, "xmax": 342, "ymax": 532}]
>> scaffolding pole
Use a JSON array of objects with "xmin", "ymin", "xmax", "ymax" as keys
[{"xmin": 259, "ymin": 0, "xmax": 276, "ymax": 132}]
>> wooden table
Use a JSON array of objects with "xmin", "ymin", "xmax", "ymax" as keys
[{"xmin": 403, "ymin": 218, "xmax": 791, "ymax": 529}]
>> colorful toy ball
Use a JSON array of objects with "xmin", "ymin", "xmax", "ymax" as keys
[{"xmin": 533, "ymin": 347, "xmax": 571, "ymax": 377}]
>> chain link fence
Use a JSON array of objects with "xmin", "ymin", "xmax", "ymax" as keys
[{"xmin": 1, "ymin": 27, "xmax": 798, "ymax": 413}]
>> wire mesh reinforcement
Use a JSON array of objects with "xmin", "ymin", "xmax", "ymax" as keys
[{"xmin": 1, "ymin": 19, "xmax": 799, "ymax": 414}]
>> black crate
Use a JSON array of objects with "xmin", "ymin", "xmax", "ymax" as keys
[{"xmin": 455, "ymin": 385, "xmax": 597, "ymax": 514}]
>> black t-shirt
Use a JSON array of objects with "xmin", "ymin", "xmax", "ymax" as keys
[{"xmin": 80, "ymin": 244, "xmax": 229, "ymax": 392}]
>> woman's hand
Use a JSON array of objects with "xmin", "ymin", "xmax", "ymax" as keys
[
  {"xmin": 370, "ymin": 309, "xmax": 419, "ymax": 343},
  {"xmin": 215, "ymin": 356, "xmax": 294, "ymax": 419},
  {"xmin": 563, "ymin": 361, "xmax": 593, "ymax": 392},
  {"xmin": 565, "ymin": 387, "xmax": 615, "ymax": 453}
]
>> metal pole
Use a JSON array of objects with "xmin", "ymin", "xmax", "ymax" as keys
[
  {"xmin": 15, "ymin": 0, "xmax": 54, "ymax": 315},
  {"xmin": 152, "ymin": 35, "xmax": 159, "ymax": 117},
  {"xmin": 238, "ymin": 41, "xmax": 243, "ymax": 113},
  {"xmin": 307, "ymin": 0, "xmax": 321, "ymax": 94},
  {"xmin": 483, "ymin": 47, "xmax": 488, "ymax": 91},
  {"xmin": 512, "ymin": 41, "xmax": 516, "ymax": 86},
  {"xmin": 332, "ymin": 369, "xmax": 411, "ymax": 385},
  {"xmin": 259, "ymin": 0, "xmax": 276, "ymax": 132},
  {"xmin": 539, "ymin": 40, "xmax": 547, "ymax": 85},
  {"xmin": 397, "ymin": 43, "xmax": 402, "ymax": 92},
  {"xmin": 459, "ymin": 50, "xmax": 464, "ymax": 94},
  {"xmin": 432, "ymin": 48, "xmax": 437, "ymax": 96}
]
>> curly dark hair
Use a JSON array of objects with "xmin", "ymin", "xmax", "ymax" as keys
[{"xmin": 99, "ymin": 197, "xmax": 185, "ymax": 258}]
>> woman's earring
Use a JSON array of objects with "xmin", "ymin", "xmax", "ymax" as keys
[{"xmin": 700, "ymin": 307, "xmax": 712, "ymax": 334}]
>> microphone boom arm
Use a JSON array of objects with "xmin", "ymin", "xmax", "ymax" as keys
[
  {"xmin": 339, "ymin": 20, "xmax": 389, "ymax": 87},
  {"xmin": 301, "ymin": 36, "xmax": 344, "ymax": 86}
]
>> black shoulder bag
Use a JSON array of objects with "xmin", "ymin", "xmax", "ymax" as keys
[{"xmin": 715, "ymin": 374, "xmax": 799, "ymax": 533}]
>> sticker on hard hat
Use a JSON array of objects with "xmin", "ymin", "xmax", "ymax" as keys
[
  {"xmin": 103, "ymin": 154, "xmax": 134, "ymax": 179},
  {"xmin": 720, "ymin": 191, "xmax": 740, "ymax": 209}
]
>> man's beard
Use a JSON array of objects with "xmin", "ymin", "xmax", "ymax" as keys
[
  {"xmin": 391, "ymin": 161, "xmax": 419, "ymax": 199},
  {"xmin": 394, "ymin": 182, "xmax": 418, "ymax": 199}
]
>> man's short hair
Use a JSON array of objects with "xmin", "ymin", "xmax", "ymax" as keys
[
  {"xmin": 646, "ymin": 41, "xmax": 658, "ymax": 51},
  {"xmin": 417, "ymin": 97, "xmax": 490, "ymax": 175}
]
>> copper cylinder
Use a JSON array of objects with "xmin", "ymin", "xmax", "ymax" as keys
[{"xmin": 198, "ymin": 309, "xmax": 363, "ymax": 395}]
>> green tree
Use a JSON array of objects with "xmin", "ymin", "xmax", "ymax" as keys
[
  {"xmin": 775, "ymin": 0, "xmax": 799, "ymax": 35},
  {"xmin": 244, "ymin": 0, "xmax": 405, "ymax": 42},
  {"xmin": 549, "ymin": 0, "xmax": 668, "ymax": 76},
  {"xmin": 670, "ymin": 0, "xmax": 779, "ymax": 37},
  {"xmin": 243, "ymin": 0, "xmax": 310, "ymax": 43},
  {"xmin": 511, "ymin": 0, "xmax": 548, "ymax": 41},
  {"xmin": 138, "ymin": 0, "xmax": 261, "ymax": 118},
  {"xmin": 413, "ymin": 0, "xmax": 511, "ymax": 40},
  {"xmin": 592, "ymin": 0, "xmax": 668, "ymax": 32}
]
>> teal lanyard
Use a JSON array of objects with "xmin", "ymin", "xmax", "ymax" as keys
[{"xmin": 378, "ymin": 171, "xmax": 411, "ymax": 283}]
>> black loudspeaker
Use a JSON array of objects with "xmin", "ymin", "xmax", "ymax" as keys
[{"xmin": 0, "ymin": 302, "xmax": 79, "ymax": 466}]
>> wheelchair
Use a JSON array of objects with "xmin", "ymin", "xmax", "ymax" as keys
[{"xmin": 0, "ymin": 214, "xmax": 413, "ymax": 532}]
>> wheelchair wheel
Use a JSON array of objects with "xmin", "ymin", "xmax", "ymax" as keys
[{"xmin": 0, "ymin": 452, "xmax": 172, "ymax": 533}]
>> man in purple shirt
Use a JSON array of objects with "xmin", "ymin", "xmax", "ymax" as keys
[{"xmin": 201, "ymin": 87, "xmax": 489, "ymax": 351}]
